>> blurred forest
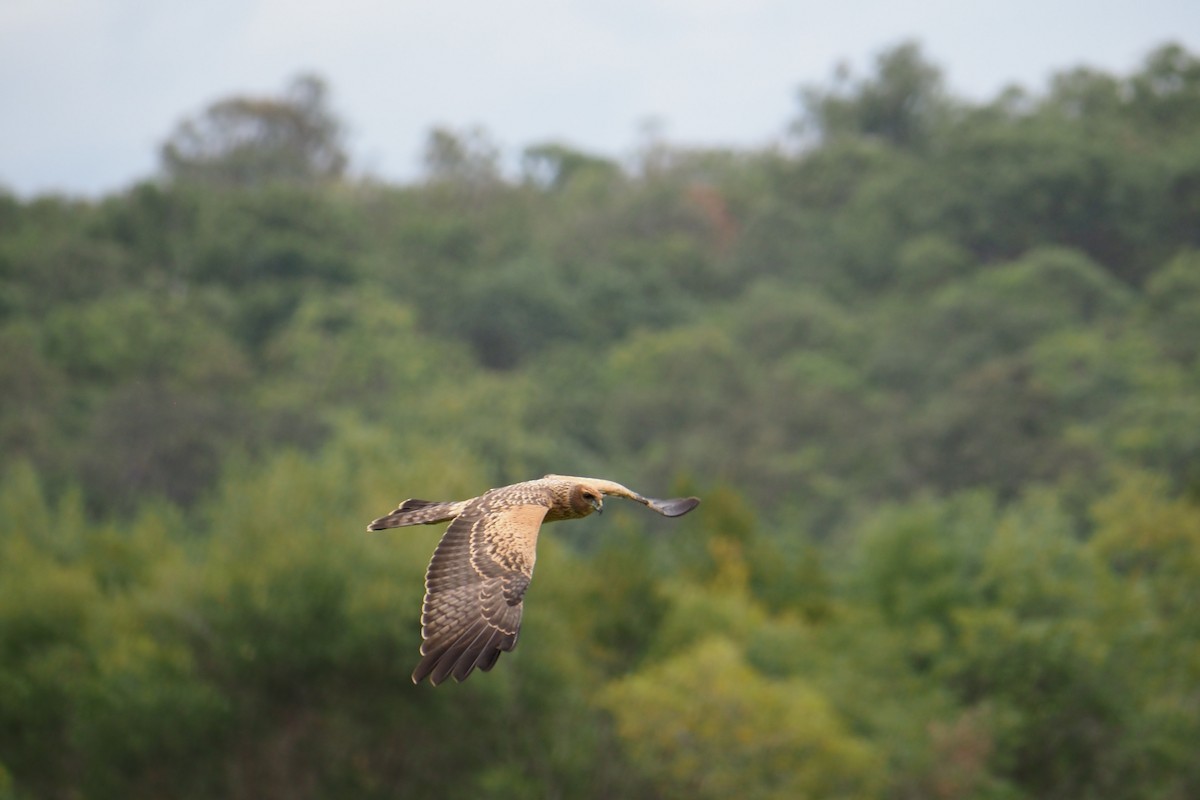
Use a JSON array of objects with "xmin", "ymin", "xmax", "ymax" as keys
[{"xmin": 3, "ymin": 41, "xmax": 1200, "ymax": 799}]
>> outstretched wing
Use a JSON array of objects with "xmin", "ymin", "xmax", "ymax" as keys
[
  {"xmin": 412, "ymin": 495, "xmax": 549, "ymax": 685},
  {"xmin": 367, "ymin": 498, "xmax": 463, "ymax": 530}
]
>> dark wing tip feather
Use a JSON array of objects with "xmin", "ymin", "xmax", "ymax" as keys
[
  {"xmin": 478, "ymin": 645, "xmax": 505, "ymax": 672},
  {"xmin": 367, "ymin": 499, "xmax": 454, "ymax": 531},
  {"xmin": 645, "ymin": 496, "xmax": 701, "ymax": 517},
  {"xmin": 412, "ymin": 624, "xmax": 517, "ymax": 686}
]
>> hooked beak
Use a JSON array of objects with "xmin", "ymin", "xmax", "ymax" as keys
[{"xmin": 590, "ymin": 496, "xmax": 604, "ymax": 514}]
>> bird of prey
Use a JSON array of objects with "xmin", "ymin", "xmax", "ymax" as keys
[{"xmin": 367, "ymin": 474, "xmax": 700, "ymax": 686}]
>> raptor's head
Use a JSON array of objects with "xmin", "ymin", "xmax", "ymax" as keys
[
  {"xmin": 549, "ymin": 474, "xmax": 700, "ymax": 519},
  {"xmin": 570, "ymin": 483, "xmax": 605, "ymax": 516}
]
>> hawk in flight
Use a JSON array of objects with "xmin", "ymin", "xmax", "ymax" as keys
[{"xmin": 367, "ymin": 474, "xmax": 700, "ymax": 685}]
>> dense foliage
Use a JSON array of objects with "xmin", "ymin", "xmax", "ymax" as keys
[{"xmin": 2, "ymin": 42, "xmax": 1199, "ymax": 799}]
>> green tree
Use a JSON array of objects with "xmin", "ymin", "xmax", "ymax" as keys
[
  {"xmin": 1128, "ymin": 43, "xmax": 1200, "ymax": 133},
  {"xmin": 521, "ymin": 142, "xmax": 619, "ymax": 190},
  {"xmin": 1089, "ymin": 473, "xmax": 1200, "ymax": 795},
  {"xmin": 797, "ymin": 41, "xmax": 948, "ymax": 151},
  {"xmin": 422, "ymin": 125, "xmax": 502, "ymax": 188},
  {"xmin": 161, "ymin": 74, "xmax": 347, "ymax": 186},
  {"xmin": 601, "ymin": 638, "xmax": 884, "ymax": 800},
  {"xmin": 1145, "ymin": 249, "xmax": 1200, "ymax": 364}
]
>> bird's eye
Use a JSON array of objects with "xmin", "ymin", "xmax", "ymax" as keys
[{"xmin": 581, "ymin": 491, "xmax": 595, "ymax": 500}]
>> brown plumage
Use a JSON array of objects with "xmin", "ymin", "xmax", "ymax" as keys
[{"xmin": 367, "ymin": 474, "xmax": 700, "ymax": 685}]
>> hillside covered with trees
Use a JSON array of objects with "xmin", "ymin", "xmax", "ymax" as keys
[{"xmin": 2, "ymin": 42, "xmax": 1200, "ymax": 799}]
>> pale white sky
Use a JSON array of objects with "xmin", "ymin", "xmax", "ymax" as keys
[{"xmin": 2, "ymin": 0, "xmax": 1197, "ymax": 197}]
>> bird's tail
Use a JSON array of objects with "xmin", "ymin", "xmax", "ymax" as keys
[{"xmin": 367, "ymin": 499, "xmax": 463, "ymax": 531}]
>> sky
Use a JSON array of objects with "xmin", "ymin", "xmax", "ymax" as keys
[{"xmin": 2, "ymin": 0, "xmax": 1198, "ymax": 198}]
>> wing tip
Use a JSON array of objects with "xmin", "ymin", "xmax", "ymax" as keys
[
  {"xmin": 649, "ymin": 496, "xmax": 701, "ymax": 517},
  {"xmin": 411, "ymin": 626, "xmax": 519, "ymax": 686},
  {"xmin": 366, "ymin": 499, "xmax": 457, "ymax": 531}
]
